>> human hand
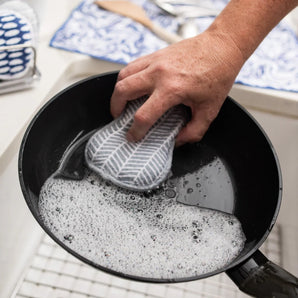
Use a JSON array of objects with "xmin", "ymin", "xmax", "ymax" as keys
[{"xmin": 110, "ymin": 30, "xmax": 244, "ymax": 146}]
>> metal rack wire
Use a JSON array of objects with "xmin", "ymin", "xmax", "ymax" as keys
[{"xmin": 11, "ymin": 224, "xmax": 282, "ymax": 298}]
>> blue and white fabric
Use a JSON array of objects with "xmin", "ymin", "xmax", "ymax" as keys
[
  {"xmin": 50, "ymin": 0, "xmax": 298, "ymax": 92},
  {"xmin": 85, "ymin": 97, "xmax": 186, "ymax": 191},
  {"xmin": 0, "ymin": 9, "xmax": 34, "ymax": 80}
]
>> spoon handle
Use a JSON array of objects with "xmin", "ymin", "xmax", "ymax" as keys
[{"xmin": 150, "ymin": 23, "xmax": 183, "ymax": 43}]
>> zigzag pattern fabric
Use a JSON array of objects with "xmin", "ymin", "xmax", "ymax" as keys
[{"xmin": 85, "ymin": 97, "xmax": 186, "ymax": 191}]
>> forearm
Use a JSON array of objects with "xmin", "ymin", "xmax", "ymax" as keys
[{"xmin": 206, "ymin": 0, "xmax": 298, "ymax": 62}]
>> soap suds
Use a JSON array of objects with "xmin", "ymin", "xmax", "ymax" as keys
[{"xmin": 39, "ymin": 169, "xmax": 245, "ymax": 280}]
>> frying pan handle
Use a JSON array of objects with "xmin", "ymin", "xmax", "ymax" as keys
[{"xmin": 226, "ymin": 249, "xmax": 298, "ymax": 297}]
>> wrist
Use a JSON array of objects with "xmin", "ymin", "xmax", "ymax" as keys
[
  {"xmin": 204, "ymin": 0, "xmax": 298, "ymax": 63},
  {"xmin": 194, "ymin": 29, "xmax": 245, "ymax": 76}
]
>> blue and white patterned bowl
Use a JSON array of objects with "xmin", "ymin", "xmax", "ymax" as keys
[{"xmin": 0, "ymin": 9, "xmax": 34, "ymax": 80}]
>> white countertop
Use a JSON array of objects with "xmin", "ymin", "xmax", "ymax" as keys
[{"xmin": 0, "ymin": 0, "xmax": 298, "ymax": 165}]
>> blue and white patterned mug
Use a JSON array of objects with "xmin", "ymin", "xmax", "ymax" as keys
[{"xmin": 0, "ymin": 8, "xmax": 34, "ymax": 80}]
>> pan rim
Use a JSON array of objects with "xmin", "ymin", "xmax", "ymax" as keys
[{"xmin": 18, "ymin": 71, "xmax": 283, "ymax": 283}]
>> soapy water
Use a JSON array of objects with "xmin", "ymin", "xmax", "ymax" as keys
[
  {"xmin": 175, "ymin": 157, "xmax": 235, "ymax": 214},
  {"xmin": 39, "ymin": 166, "xmax": 246, "ymax": 280}
]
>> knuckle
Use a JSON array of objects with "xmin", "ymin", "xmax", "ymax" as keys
[
  {"xmin": 167, "ymin": 81, "xmax": 182, "ymax": 96},
  {"xmin": 117, "ymin": 69, "xmax": 127, "ymax": 81},
  {"xmin": 185, "ymin": 124, "xmax": 208, "ymax": 143},
  {"xmin": 153, "ymin": 62, "xmax": 167, "ymax": 74},
  {"xmin": 189, "ymin": 133, "xmax": 204, "ymax": 143},
  {"xmin": 134, "ymin": 109, "xmax": 152, "ymax": 127},
  {"xmin": 205, "ymin": 108, "xmax": 219, "ymax": 124},
  {"xmin": 114, "ymin": 80, "xmax": 126, "ymax": 94}
]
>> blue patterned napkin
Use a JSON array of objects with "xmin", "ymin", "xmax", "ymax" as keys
[{"xmin": 50, "ymin": 0, "xmax": 298, "ymax": 92}]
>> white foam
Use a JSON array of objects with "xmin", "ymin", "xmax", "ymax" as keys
[{"xmin": 39, "ymin": 170, "xmax": 246, "ymax": 280}]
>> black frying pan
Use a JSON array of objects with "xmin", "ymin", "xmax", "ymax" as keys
[{"xmin": 18, "ymin": 71, "xmax": 298, "ymax": 297}]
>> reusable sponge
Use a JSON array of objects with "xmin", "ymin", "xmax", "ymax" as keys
[{"xmin": 85, "ymin": 97, "xmax": 186, "ymax": 191}]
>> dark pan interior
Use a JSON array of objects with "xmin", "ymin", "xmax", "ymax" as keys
[{"xmin": 18, "ymin": 71, "xmax": 282, "ymax": 282}]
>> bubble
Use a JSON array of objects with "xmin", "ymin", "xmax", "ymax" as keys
[
  {"xmin": 192, "ymin": 230, "xmax": 202, "ymax": 243},
  {"xmin": 187, "ymin": 188, "xmax": 193, "ymax": 194},
  {"xmin": 231, "ymin": 240, "xmax": 237, "ymax": 247},
  {"xmin": 192, "ymin": 231, "xmax": 200, "ymax": 239},
  {"xmin": 104, "ymin": 251, "xmax": 110, "ymax": 257},
  {"xmin": 192, "ymin": 220, "xmax": 200, "ymax": 228},
  {"xmin": 165, "ymin": 189, "xmax": 176, "ymax": 198},
  {"xmin": 64, "ymin": 234, "xmax": 74, "ymax": 243},
  {"xmin": 202, "ymin": 216, "xmax": 208, "ymax": 224},
  {"xmin": 166, "ymin": 180, "xmax": 176, "ymax": 188},
  {"xmin": 183, "ymin": 180, "xmax": 189, "ymax": 187},
  {"xmin": 152, "ymin": 185, "xmax": 164, "ymax": 196},
  {"xmin": 38, "ymin": 169, "xmax": 246, "ymax": 280},
  {"xmin": 151, "ymin": 235, "xmax": 157, "ymax": 241}
]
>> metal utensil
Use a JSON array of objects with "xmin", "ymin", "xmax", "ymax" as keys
[
  {"xmin": 154, "ymin": 0, "xmax": 220, "ymax": 18},
  {"xmin": 177, "ymin": 18, "xmax": 199, "ymax": 39},
  {"xmin": 152, "ymin": 0, "xmax": 220, "ymax": 38}
]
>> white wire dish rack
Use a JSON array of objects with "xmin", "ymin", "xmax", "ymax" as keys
[{"xmin": 12, "ymin": 224, "xmax": 282, "ymax": 298}]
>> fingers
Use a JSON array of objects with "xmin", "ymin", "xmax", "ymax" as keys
[
  {"xmin": 126, "ymin": 91, "xmax": 178, "ymax": 142},
  {"xmin": 175, "ymin": 108, "xmax": 213, "ymax": 147},
  {"xmin": 111, "ymin": 55, "xmax": 152, "ymax": 118},
  {"xmin": 117, "ymin": 56, "xmax": 150, "ymax": 81},
  {"xmin": 110, "ymin": 69, "xmax": 152, "ymax": 118}
]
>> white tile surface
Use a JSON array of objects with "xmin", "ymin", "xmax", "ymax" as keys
[
  {"xmin": 88, "ymin": 282, "xmax": 108, "ymax": 297},
  {"xmin": 106, "ymin": 286, "xmax": 128, "ymax": 297},
  {"xmin": 165, "ymin": 286, "xmax": 185, "ymax": 298},
  {"xmin": 147, "ymin": 284, "xmax": 167, "ymax": 297}
]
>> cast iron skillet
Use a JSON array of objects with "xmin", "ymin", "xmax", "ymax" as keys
[{"xmin": 18, "ymin": 71, "xmax": 298, "ymax": 297}]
